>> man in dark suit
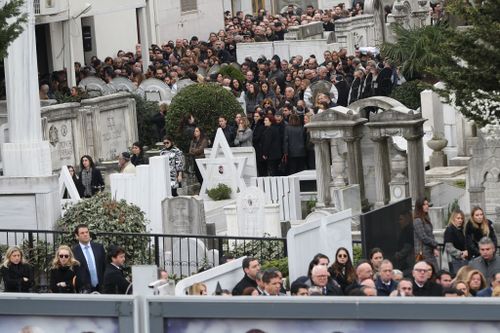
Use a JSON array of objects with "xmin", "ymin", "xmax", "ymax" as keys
[
  {"xmin": 103, "ymin": 246, "xmax": 132, "ymax": 294},
  {"xmin": 72, "ymin": 224, "xmax": 106, "ymax": 293}
]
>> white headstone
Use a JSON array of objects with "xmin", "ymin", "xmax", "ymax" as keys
[
  {"xmin": 237, "ymin": 186, "xmax": 265, "ymax": 237},
  {"xmin": 196, "ymin": 128, "xmax": 247, "ymax": 200},
  {"xmin": 166, "ymin": 238, "xmax": 219, "ymax": 277},
  {"xmin": 287, "ymin": 209, "xmax": 353, "ymax": 283},
  {"xmin": 162, "ymin": 196, "xmax": 206, "ymax": 235}
]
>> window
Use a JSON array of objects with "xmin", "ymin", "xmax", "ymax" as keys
[{"xmin": 180, "ymin": 0, "xmax": 197, "ymax": 12}]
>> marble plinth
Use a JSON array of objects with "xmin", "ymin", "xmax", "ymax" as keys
[{"xmin": 1, "ymin": 141, "xmax": 52, "ymax": 176}]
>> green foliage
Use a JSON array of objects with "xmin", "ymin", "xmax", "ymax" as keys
[
  {"xmin": 207, "ymin": 183, "xmax": 232, "ymax": 200},
  {"xmin": 261, "ymin": 257, "xmax": 289, "ymax": 278},
  {"xmin": 390, "ymin": 80, "xmax": 430, "ymax": 110},
  {"xmin": 381, "ymin": 23, "xmax": 451, "ymax": 82},
  {"xmin": 166, "ymin": 83, "xmax": 243, "ymax": 152},
  {"xmin": 56, "ymin": 192, "xmax": 150, "ymax": 266},
  {"xmin": 431, "ymin": 0, "xmax": 500, "ymax": 126},
  {"xmin": 21, "ymin": 239, "xmax": 52, "ymax": 288},
  {"xmin": 131, "ymin": 94, "xmax": 162, "ymax": 147},
  {"xmin": 454, "ymin": 180, "xmax": 466, "ymax": 189},
  {"xmin": 55, "ymin": 89, "xmax": 90, "ymax": 104},
  {"xmin": 228, "ymin": 236, "xmax": 286, "ymax": 264},
  {"xmin": 0, "ymin": 0, "xmax": 27, "ymax": 59},
  {"xmin": 352, "ymin": 244, "xmax": 363, "ymax": 266},
  {"xmin": 218, "ymin": 65, "xmax": 245, "ymax": 84}
]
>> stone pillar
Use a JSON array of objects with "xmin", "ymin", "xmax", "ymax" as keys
[
  {"xmin": 313, "ymin": 139, "xmax": 331, "ymax": 208},
  {"xmin": 330, "ymin": 139, "xmax": 346, "ymax": 187},
  {"xmin": 371, "ymin": 136, "xmax": 391, "ymax": 208},
  {"xmin": 389, "ymin": 153, "xmax": 410, "ymax": 203},
  {"xmin": 405, "ymin": 133, "xmax": 426, "ymax": 201},
  {"xmin": 2, "ymin": 0, "xmax": 51, "ymax": 176},
  {"xmin": 344, "ymin": 135, "xmax": 367, "ymax": 207},
  {"xmin": 137, "ymin": 6, "xmax": 151, "ymax": 74}
]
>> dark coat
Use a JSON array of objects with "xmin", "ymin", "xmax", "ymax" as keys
[
  {"xmin": 304, "ymin": 278, "xmax": 343, "ymax": 296},
  {"xmin": 261, "ymin": 125, "xmax": 282, "ymax": 161},
  {"xmin": 375, "ymin": 277, "xmax": 398, "ymax": 296},
  {"xmin": 465, "ymin": 220, "xmax": 498, "ymax": 259},
  {"xmin": 49, "ymin": 266, "xmax": 77, "ymax": 293},
  {"xmin": 103, "ymin": 264, "xmax": 132, "ymax": 294},
  {"xmin": 72, "ymin": 242, "xmax": 106, "ymax": 292},
  {"xmin": 412, "ymin": 280, "xmax": 443, "ymax": 297},
  {"xmin": 284, "ymin": 125, "xmax": 306, "ymax": 157},
  {"xmin": 1, "ymin": 263, "xmax": 34, "ymax": 292},
  {"xmin": 376, "ymin": 67, "xmax": 393, "ymax": 96},
  {"xmin": 232, "ymin": 274, "xmax": 258, "ymax": 296},
  {"xmin": 444, "ymin": 224, "xmax": 467, "ymax": 260},
  {"xmin": 131, "ymin": 154, "xmax": 149, "ymax": 166},
  {"xmin": 78, "ymin": 168, "xmax": 105, "ymax": 197}
]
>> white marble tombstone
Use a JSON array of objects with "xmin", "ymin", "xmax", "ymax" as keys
[
  {"xmin": 196, "ymin": 128, "xmax": 247, "ymax": 200},
  {"xmin": 287, "ymin": 209, "xmax": 353, "ymax": 283},
  {"xmin": 162, "ymin": 196, "xmax": 206, "ymax": 235},
  {"xmin": 236, "ymin": 186, "xmax": 265, "ymax": 237},
  {"xmin": 166, "ymin": 238, "xmax": 219, "ymax": 277}
]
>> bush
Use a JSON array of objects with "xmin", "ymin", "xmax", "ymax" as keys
[
  {"xmin": 166, "ymin": 83, "xmax": 243, "ymax": 152},
  {"xmin": 218, "ymin": 65, "xmax": 245, "ymax": 84},
  {"xmin": 132, "ymin": 94, "xmax": 162, "ymax": 148},
  {"xmin": 261, "ymin": 257, "xmax": 289, "ymax": 278},
  {"xmin": 56, "ymin": 192, "xmax": 150, "ymax": 266},
  {"xmin": 390, "ymin": 80, "xmax": 430, "ymax": 110},
  {"xmin": 207, "ymin": 183, "xmax": 232, "ymax": 200}
]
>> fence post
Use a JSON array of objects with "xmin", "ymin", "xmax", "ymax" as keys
[{"xmin": 154, "ymin": 235, "xmax": 160, "ymax": 267}]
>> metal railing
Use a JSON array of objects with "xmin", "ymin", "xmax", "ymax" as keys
[{"xmin": 0, "ymin": 229, "xmax": 287, "ymax": 291}]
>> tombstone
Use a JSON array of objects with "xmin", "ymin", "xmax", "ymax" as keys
[
  {"xmin": 175, "ymin": 78, "xmax": 195, "ymax": 93},
  {"xmin": 307, "ymin": 80, "xmax": 333, "ymax": 106},
  {"xmin": 360, "ymin": 198, "xmax": 414, "ymax": 275},
  {"xmin": 58, "ymin": 165, "xmax": 81, "ymax": 205},
  {"xmin": 287, "ymin": 209, "xmax": 353, "ymax": 283},
  {"xmin": 110, "ymin": 77, "xmax": 137, "ymax": 93},
  {"xmin": 78, "ymin": 77, "xmax": 111, "ymax": 97},
  {"xmin": 205, "ymin": 146, "xmax": 257, "ymax": 186},
  {"xmin": 196, "ymin": 128, "xmax": 247, "ymax": 200},
  {"xmin": 162, "ymin": 196, "xmax": 206, "ymax": 235},
  {"xmin": 237, "ymin": 186, "xmax": 265, "ymax": 237},
  {"xmin": 166, "ymin": 238, "xmax": 219, "ymax": 277},
  {"xmin": 137, "ymin": 78, "xmax": 173, "ymax": 102},
  {"xmin": 174, "ymin": 257, "xmax": 245, "ymax": 296}
]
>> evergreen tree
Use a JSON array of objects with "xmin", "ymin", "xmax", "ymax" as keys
[{"xmin": 0, "ymin": 0, "xmax": 27, "ymax": 59}]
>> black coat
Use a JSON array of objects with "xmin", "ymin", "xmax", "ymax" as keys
[
  {"xmin": 103, "ymin": 264, "xmax": 132, "ymax": 294},
  {"xmin": 72, "ymin": 242, "xmax": 106, "ymax": 292},
  {"xmin": 465, "ymin": 220, "xmax": 498, "ymax": 259},
  {"xmin": 444, "ymin": 224, "xmax": 466, "ymax": 252},
  {"xmin": 261, "ymin": 125, "xmax": 282, "ymax": 161},
  {"xmin": 131, "ymin": 154, "xmax": 149, "ymax": 166},
  {"xmin": 232, "ymin": 274, "xmax": 258, "ymax": 296},
  {"xmin": 1, "ymin": 263, "xmax": 34, "ymax": 292},
  {"xmin": 412, "ymin": 280, "xmax": 443, "ymax": 297},
  {"xmin": 50, "ymin": 266, "xmax": 77, "ymax": 293},
  {"xmin": 252, "ymin": 121, "xmax": 266, "ymax": 161},
  {"xmin": 78, "ymin": 168, "xmax": 105, "ymax": 197}
]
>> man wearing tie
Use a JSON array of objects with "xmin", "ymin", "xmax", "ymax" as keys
[{"xmin": 72, "ymin": 224, "xmax": 106, "ymax": 293}]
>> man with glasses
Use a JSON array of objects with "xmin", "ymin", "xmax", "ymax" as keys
[
  {"xmin": 412, "ymin": 261, "xmax": 443, "ymax": 296},
  {"xmin": 305, "ymin": 265, "xmax": 343, "ymax": 295}
]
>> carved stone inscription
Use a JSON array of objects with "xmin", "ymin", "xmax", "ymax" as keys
[
  {"xmin": 48, "ymin": 119, "xmax": 76, "ymax": 170},
  {"xmin": 99, "ymin": 108, "xmax": 127, "ymax": 161}
]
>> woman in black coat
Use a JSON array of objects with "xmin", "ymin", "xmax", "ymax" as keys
[
  {"xmin": 252, "ymin": 111, "xmax": 266, "ymax": 177},
  {"xmin": 78, "ymin": 155, "xmax": 104, "ymax": 198},
  {"xmin": 261, "ymin": 116, "xmax": 282, "ymax": 176},
  {"xmin": 465, "ymin": 206, "xmax": 498, "ymax": 259},
  {"xmin": 130, "ymin": 141, "xmax": 149, "ymax": 166},
  {"xmin": 49, "ymin": 245, "xmax": 80, "ymax": 293},
  {"xmin": 283, "ymin": 114, "xmax": 306, "ymax": 175},
  {"xmin": 444, "ymin": 210, "xmax": 468, "ymax": 274},
  {"xmin": 1, "ymin": 246, "xmax": 34, "ymax": 293}
]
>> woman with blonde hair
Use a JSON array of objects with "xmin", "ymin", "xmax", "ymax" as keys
[
  {"xmin": 454, "ymin": 265, "xmax": 474, "ymax": 284},
  {"xmin": 444, "ymin": 209, "xmax": 468, "ymax": 274},
  {"xmin": 465, "ymin": 206, "xmax": 498, "ymax": 259},
  {"xmin": 465, "ymin": 269, "xmax": 487, "ymax": 296},
  {"xmin": 1, "ymin": 246, "xmax": 34, "ymax": 292},
  {"xmin": 189, "ymin": 282, "xmax": 207, "ymax": 295},
  {"xmin": 49, "ymin": 245, "xmax": 80, "ymax": 293}
]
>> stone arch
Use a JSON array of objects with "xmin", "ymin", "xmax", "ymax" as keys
[
  {"xmin": 364, "ymin": 0, "xmax": 386, "ymax": 42},
  {"xmin": 348, "ymin": 96, "xmax": 412, "ymax": 116}
]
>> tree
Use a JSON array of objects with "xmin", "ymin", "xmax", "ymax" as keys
[
  {"xmin": 166, "ymin": 83, "xmax": 243, "ymax": 152},
  {"xmin": 381, "ymin": 23, "xmax": 451, "ymax": 82},
  {"xmin": 431, "ymin": 0, "xmax": 500, "ymax": 126},
  {"xmin": 0, "ymin": 0, "xmax": 27, "ymax": 59}
]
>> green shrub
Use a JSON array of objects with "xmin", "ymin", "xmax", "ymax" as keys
[
  {"xmin": 56, "ymin": 192, "xmax": 150, "ymax": 266},
  {"xmin": 352, "ymin": 244, "xmax": 363, "ymax": 266},
  {"xmin": 132, "ymin": 94, "xmax": 162, "ymax": 148},
  {"xmin": 207, "ymin": 183, "xmax": 232, "ymax": 200},
  {"xmin": 390, "ymin": 80, "xmax": 430, "ymax": 110},
  {"xmin": 218, "ymin": 65, "xmax": 245, "ymax": 84},
  {"xmin": 261, "ymin": 257, "xmax": 289, "ymax": 278},
  {"xmin": 166, "ymin": 83, "xmax": 243, "ymax": 152},
  {"xmin": 228, "ymin": 236, "xmax": 286, "ymax": 264}
]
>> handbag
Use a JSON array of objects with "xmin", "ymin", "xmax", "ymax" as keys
[{"xmin": 415, "ymin": 241, "xmax": 424, "ymax": 262}]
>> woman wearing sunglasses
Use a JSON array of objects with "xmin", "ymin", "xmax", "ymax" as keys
[
  {"xmin": 49, "ymin": 245, "xmax": 80, "ymax": 293},
  {"xmin": 328, "ymin": 247, "xmax": 356, "ymax": 293}
]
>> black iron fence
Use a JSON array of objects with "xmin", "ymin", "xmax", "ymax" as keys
[{"xmin": 0, "ymin": 229, "xmax": 287, "ymax": 291}]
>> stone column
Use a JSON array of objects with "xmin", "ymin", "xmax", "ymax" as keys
[
  {"xmin": 344, "ymin": 135, "xmax": 366, "ymax": 204},
  {"xmin": 405, "ymin": 133, "xmax": 426, "ymax": 201},
  {"xmin": 2, "ymin": 0, "xmax": 51, "ymax": 176},
  {"xmin": 330, "ymin": 139, "xmax": 346, "ymax": 187},
  {"xmin": 371, "ymin": 136, "xmax": 391, "ymax": 208},
  {"xmin": 313, "ymin": 139, "xmax": 331, "ymax": 208}
]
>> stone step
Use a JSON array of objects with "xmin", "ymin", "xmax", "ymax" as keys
[{"xmin": 449, "ymin": 156, "xmax": 472, "ymax": 167}]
